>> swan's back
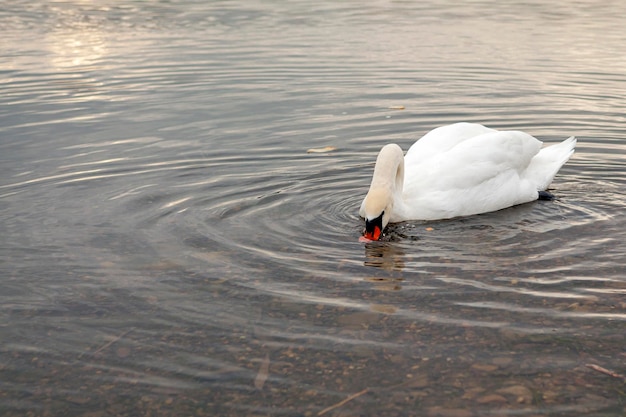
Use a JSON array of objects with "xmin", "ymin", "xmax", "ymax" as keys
[{"xmin": 405, "ymin": 122, "xmax": 496, "ymax": 166}]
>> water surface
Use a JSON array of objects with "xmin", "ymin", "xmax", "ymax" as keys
[{"xmin": 1, "ymin": 1, "xmax": 625, "ymax": 416}]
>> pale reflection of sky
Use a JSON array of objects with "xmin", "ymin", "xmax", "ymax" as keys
[{"xmin": 47, "ymin": 26, "xmax": 106, "ymax": 69}]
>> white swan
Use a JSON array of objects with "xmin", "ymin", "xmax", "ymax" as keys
[{"xmin": 359, "ymin": 122, "xmax": 576, "ymax": 240}]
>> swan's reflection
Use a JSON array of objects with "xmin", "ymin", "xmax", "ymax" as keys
[{"xmin": 363, "ymin": 241, "xmax": 406, "ymax": 271}]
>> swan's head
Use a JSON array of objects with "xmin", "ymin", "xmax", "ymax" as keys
[{"xmin": 361, "ymin": 188, "xmax": 392, "ymax": 241}]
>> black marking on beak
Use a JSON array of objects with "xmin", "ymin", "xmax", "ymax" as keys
[{"xmin": 365, "ymin": 211, "xmax": 384, "ymax": 237}]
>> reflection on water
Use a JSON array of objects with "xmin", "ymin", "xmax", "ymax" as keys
[
  {"xmin": 364, "ymin": 242, "xmax": 406, "ymax": 270},
  {"xmin": 1, "ymin": 0, "xmax": 626, "ymax": 416},
  {"xmin": 46, "ymin": 18, "xmax": 107, "ymax": 70}
]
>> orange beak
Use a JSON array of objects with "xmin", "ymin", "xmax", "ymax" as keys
[
  {"xmin": 363, "ymin": 226, "xmax": 381, "ymax": 241},
  {"xmin": 363, "ymin": 212, "xmax": 384, "ymax": 241}
]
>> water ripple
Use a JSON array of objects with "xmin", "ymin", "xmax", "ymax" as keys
[{"xmin": 2, "ymin": 1, "xmax": 626, "ymax": 415}]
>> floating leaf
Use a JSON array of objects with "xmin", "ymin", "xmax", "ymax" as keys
[{"xmin": 307, "ymin": 146, "xmax": 337, "ymax": 153}]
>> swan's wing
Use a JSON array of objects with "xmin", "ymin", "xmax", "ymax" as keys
[
  {"xmin": 405, "ymin": 122, "xmax": 497, "ymax": 166},
  {"xmin": 401, "ymin": 130, "xmax": 543, "ymax": 219},
  {"xmin": 406, "ymin": 129, "xmax": 542, "ymax": 188}
]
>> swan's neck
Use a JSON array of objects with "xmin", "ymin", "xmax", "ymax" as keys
[
  {"xmin": 365, "ymin": 143, "xmax": 408, "ymax": 222},
  {"xmin": 371, "ymin": 144, "xmax": 404, "ymax": 197},
  {"xmin": 361, "ymin": 144, "xmax": 408, "ymax": 231}
]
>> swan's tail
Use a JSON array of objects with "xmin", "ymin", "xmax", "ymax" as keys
[{"xmin": 527, "ymin": 136, "xmax": 576, "ymax": 191}]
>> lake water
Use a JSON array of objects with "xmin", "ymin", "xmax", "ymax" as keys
[{"xmin": 1, "ymin": 1, "xmax": 625, "ymax": 416}]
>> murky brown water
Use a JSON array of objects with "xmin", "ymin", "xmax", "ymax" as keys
[{"xmin": 1, "ymin": 1, "xmax": 625, "ymax": 416}]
